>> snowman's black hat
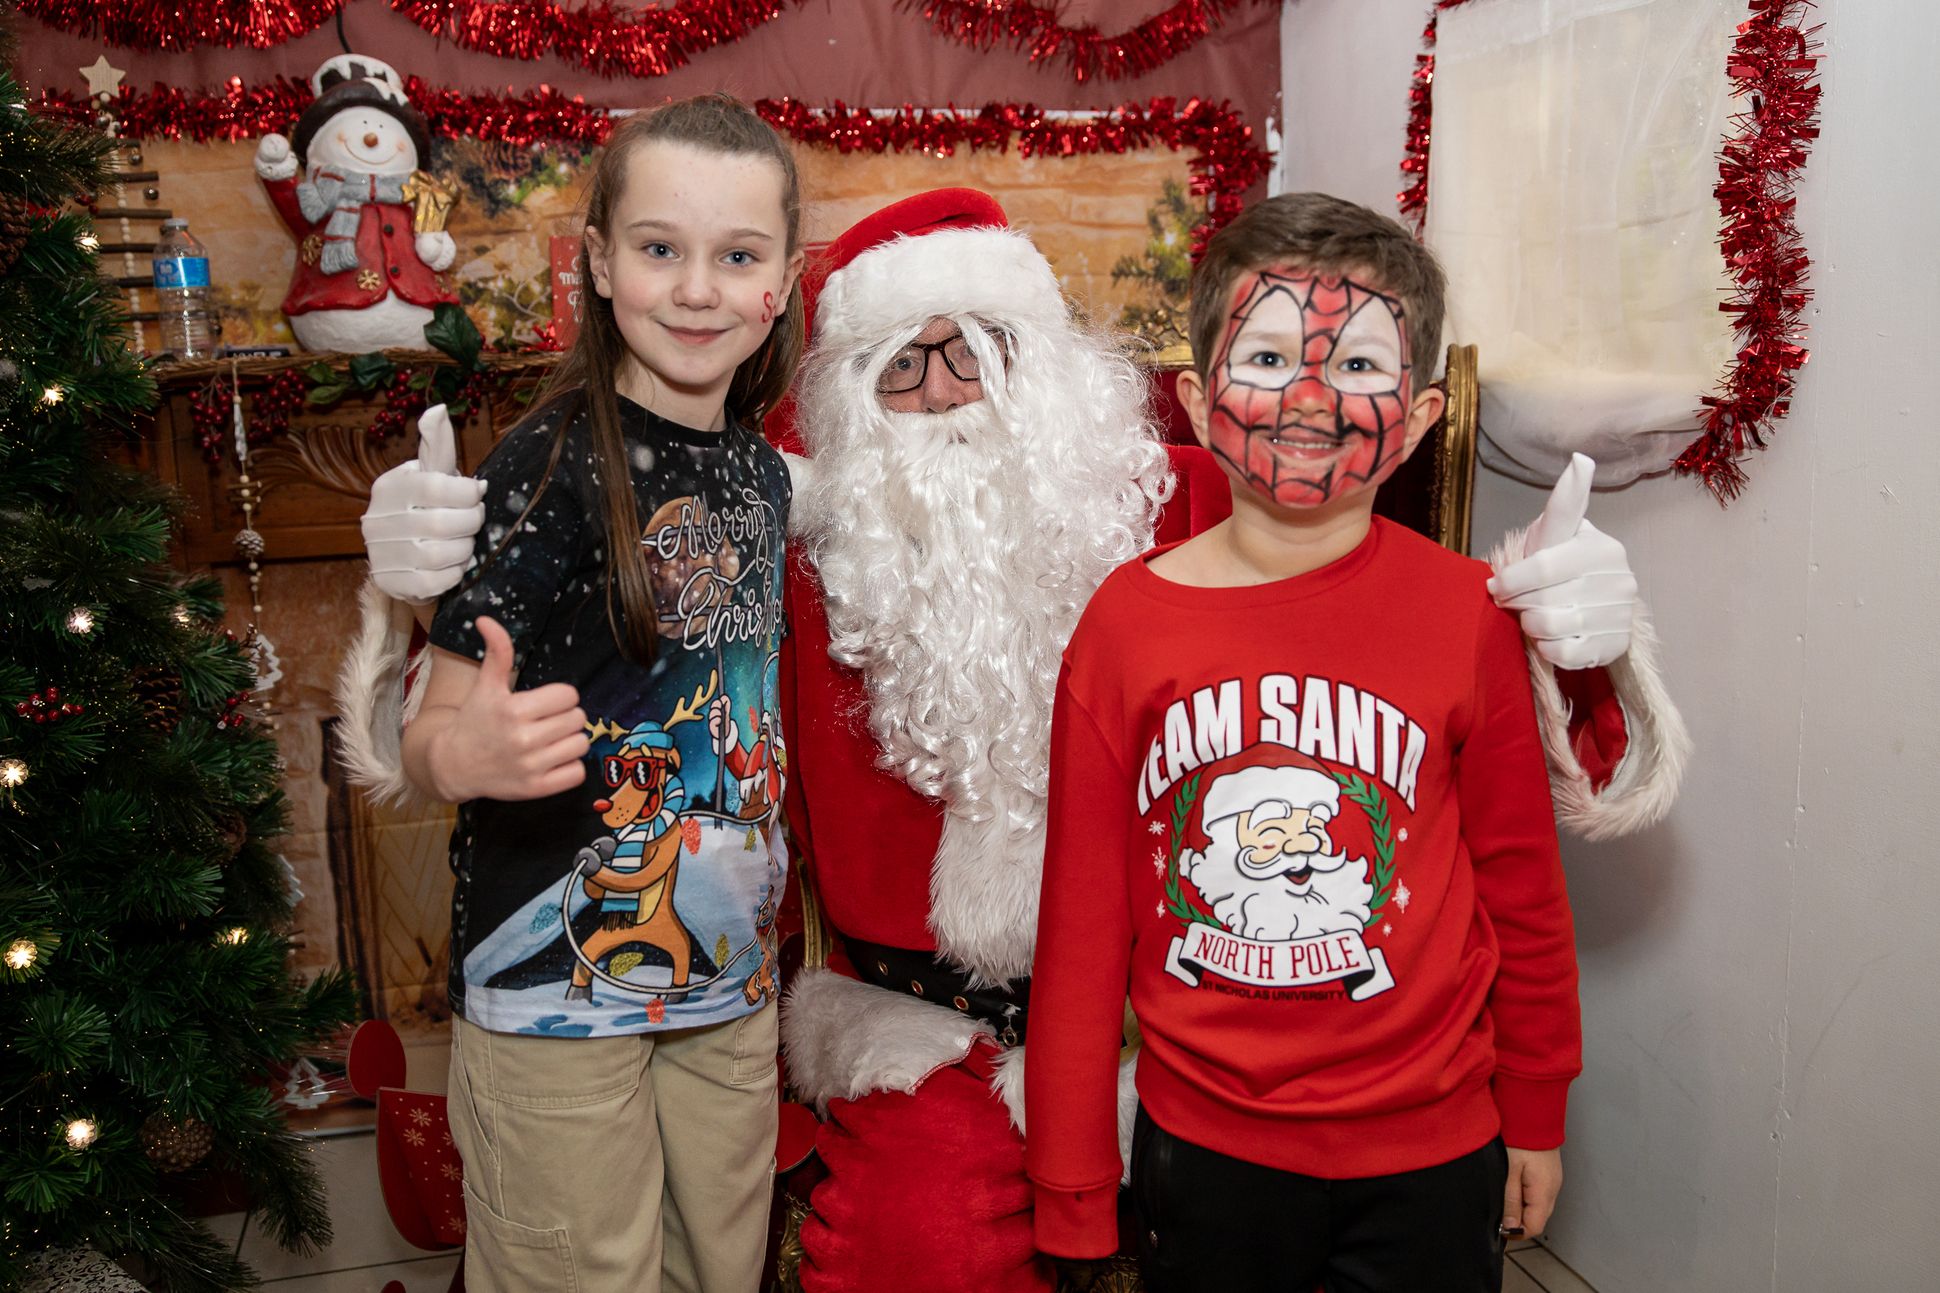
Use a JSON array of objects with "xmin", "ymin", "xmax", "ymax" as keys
[{"xmin": 291, "ymin": 54, "xmax": 432, "ymax": 171}]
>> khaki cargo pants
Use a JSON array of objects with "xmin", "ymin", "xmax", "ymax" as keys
[{"xmin": 448, "ymin": 1005, "xmax": 779, "ymax": 1292}]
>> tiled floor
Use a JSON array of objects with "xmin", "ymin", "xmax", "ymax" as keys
[
  {"xmin": 209, "ymin": 1131, "xmax": 1598, "ymax": 1292},
  {"xmin": 204, "ymin": 1133, "xmax": 459, "ymax": 1292},
  {"xmin": 1506, "ymin": 1237, "xmax": 1600, "ymax": 1293}
]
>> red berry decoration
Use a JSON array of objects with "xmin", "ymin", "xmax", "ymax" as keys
[
  {"xmin": 14, "ymin": 687, "xmax": 83, "ymax": 725},
  {"xmin": 214, "ymin": 690, "xmax": 253, "ymax": 732},
  {"xmin": 190, "ymin": 378, "xmax": 231, "ymax": 463}
]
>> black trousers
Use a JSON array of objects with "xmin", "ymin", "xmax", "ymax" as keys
[{"xmin": 1129, "ymin": 1107, "xmax": 1509, "ymax": 1293}]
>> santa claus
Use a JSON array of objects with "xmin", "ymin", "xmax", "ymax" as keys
[{"xmin": 346, "ymin": 189, "xmax": 1685, "ymax": 1291}]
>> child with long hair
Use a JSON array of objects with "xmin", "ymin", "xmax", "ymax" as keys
[{"xmin": 400, "ymin": 95, "xmax": 805, "ymax": 1291}]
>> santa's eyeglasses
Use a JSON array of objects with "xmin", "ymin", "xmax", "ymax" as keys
[
  {"xmin": 875, "ymin": 331, "xmax": 1009, "ymax": 395},
  {"xmin": 602, "ymin": 754, "xmax": 669, "ymax": 791}
]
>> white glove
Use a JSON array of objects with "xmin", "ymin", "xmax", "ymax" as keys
[
  {"xmin": 707, "ymin": 694, "xmax": 740, "ymax": 755},
  {"xmin": 415, "ymin": 231, "xmax": 457, "ymax": 272},
  {"xmin": 361, "ymin": 404, "xmax": 488, "ymax": 605},
  {"xmin": 254, "ymin": 133, "xmax": 298, "ymax": 182},
  {"xmin": 1486, "ymin": 453, "xmax": 1638, "ymax": 671}
]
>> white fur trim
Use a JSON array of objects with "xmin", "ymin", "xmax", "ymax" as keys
[
  {"xmin": 782, "ymin": 451, "xmax": 823, "ymax": 537},
  {"xmin": 1492, "ymin": 526, "xmax": 1691, "ymax": 841},
  {"xmin": 814, "ymin": 226, "xmax": 1066, "ymax": 351},
  {"xmin": 989, "ymin": 1043, "xmax": 1140, "ymax": 1186},
  {"xmin": 779, "ymin": 967, "xmax": 991, "ymax": 1114},
  {"xmin": 927, "ymin": 806, "xmax": 1043, "ymax": 986},
  {"xmin": 331, "ymin": 580, "xmax": 430, "ymax": 807}
]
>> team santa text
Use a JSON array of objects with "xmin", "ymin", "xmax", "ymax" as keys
[{"xmin": 1135, "ymin": 676, "xmax": 1426, "ymax": 817}]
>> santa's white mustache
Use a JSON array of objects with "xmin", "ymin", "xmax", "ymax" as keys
[
  {"xmin": 880, "ymin": 403, "xmax": 1008, "ymax": 473},
  {"xmin": 1237, "ymin": 846, "xmax": 1352, "ymax": 882}
]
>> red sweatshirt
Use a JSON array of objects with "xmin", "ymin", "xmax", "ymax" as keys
[{"xmin": 1025, "ymin": 518, "xmax": 1581, "ymax": 1258}]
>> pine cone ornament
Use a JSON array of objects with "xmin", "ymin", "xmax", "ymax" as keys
[
  {"xmin": 217, "ymin": 812, "xmax": 249, "ymax": 860},
  {"xmin": 132, "ymin": 666, "xmax": 183, "ymax": 733},
  {"xmin": 139, "ymin": 1112, "xmax": 213, "ymax": 1172},
  {"xmin": 234, "ymin": 528, "xmax": 266, "ymax": 560},
  {"xmin": 0, "ymin": 195, "xmax": 35, "ymax": 278}
]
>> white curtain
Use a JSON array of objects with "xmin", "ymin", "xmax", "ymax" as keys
[{"xmin": 1426, "ymin": 0, "xmax": 1742, "ymax": 486}]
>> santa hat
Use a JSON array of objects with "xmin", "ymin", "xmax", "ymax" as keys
[
  {"xmin": 808, "ymin": 187, "xmax": 1068, "ymax": 351},
  {"xmin": 1200, "ymin": 759, "xmax": 1341, "ymax": 828},
  {"xmin": 292, "ymin": 54, "xmax": 433, "ymax": 170}
]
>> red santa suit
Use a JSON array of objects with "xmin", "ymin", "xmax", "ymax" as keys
[
  {"xmin": 724, "ymin": 709, "xmax": 785, "ymax": 820},
  {"xmin": 262, "ymin": 174, "xmax": 456, "ymax": 319},
  {"xmin": 765, "ymin": 190, "xmax": 1685, "ymax": 1293}
]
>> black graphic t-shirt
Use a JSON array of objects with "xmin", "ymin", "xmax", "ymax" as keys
[{"xmin": 430, "ymin": 393, "xmax": 790, "ymax": 1038}]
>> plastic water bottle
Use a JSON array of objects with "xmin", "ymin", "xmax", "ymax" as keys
[{"xmin": 153, "ymin": 218, "xmax": 216, "ymax": 359}]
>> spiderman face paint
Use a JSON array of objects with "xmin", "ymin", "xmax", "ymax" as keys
[{"xmin": 1206, "ymin": 268, "xmax": 1413, "ymax": 508}]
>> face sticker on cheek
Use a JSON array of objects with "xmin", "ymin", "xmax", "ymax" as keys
[{"xmin": 1205, "ymin": 267, "xmax": 1414, "ymax": 508}]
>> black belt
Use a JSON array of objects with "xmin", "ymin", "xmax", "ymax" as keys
[{"xmin": 842, "ymin": 935, "xmax": 1030, "ymax": 1047}]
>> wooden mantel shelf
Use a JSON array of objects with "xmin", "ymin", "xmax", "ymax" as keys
[{"xmin": 138, "ymin": 349, "xmax": 560, "ymax": 568}]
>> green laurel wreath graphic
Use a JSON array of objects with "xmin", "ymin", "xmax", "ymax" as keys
[
  {"xmin": 1164, "ymin": 768, "xmax": 1403, "ymax": 932},
  {"xmin": 1331, "ymin": 770, "xmax": 1398, "ymax": 929},
  {"xmin": 1163, "ymin": 773, "xmax": 1222, "ymax": 927}
]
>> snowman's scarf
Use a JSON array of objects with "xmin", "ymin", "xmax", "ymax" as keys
[{"xmin": 297, "ymin": 168, "xmax": 410, "ymax": 275}]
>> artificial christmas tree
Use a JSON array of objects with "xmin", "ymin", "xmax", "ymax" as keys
[{"xmin": 0, "ymin": 13, "xmax": 355, "ymax": 1290}]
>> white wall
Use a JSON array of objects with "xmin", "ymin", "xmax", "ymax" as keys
[{"xmin": 1281, "ymin": 3, "xmax": 1940, "ymax": 1289}]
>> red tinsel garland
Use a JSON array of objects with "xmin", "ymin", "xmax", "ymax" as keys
[
  {"xmin": 1398, "ymin": 0, "xmax": 1821, "ymax": 504},
  {"xmin": 389, "ymin": 0, "xmax": 808, "ymax": 80},
  {"xmin": 20, "ymin": 0, "xmax": 346, "ymax": 51},
  {"xmin": 901, "ymin": 0, "xmax": 1277, "ymax": 83},
  {"xmin": 1673, "ymin": 0, "xmax": 1822, "ymax": 502},
  {"xmin": 37, "ymin": 83, "xmax": 1270, "ymax": 248},
  {"xmin": 22, "ymin": 0, "xmax": 1260, "ymax": 80},
  {"xmin": 1395, "ymin": 0, "xmax": 1473, "ymax": 233},
  {"xmin": 758, "ymin": 96, "xmax": 1270, "ymax": 251}
]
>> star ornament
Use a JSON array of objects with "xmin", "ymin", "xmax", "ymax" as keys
[{"xmin": 80, "ymin": 55, "xmax": 125, "ymax": 101}]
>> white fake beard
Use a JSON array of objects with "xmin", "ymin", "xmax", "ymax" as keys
[
  {"xmin": 1193, "ymin": 827, "xmax": 1376, "ymax": 942},
  {"xmin": 799, "ymin": 319, "xmax": 1171, "ymax": 983}
]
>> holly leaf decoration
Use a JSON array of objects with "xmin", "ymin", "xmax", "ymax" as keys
[
  {"xmin": 348, "ymin": 351, "xmax": 396, "ymax": 392},
  {"xmin": 424, "ymin": 301, "xmax": 483, "ymax": 370}
]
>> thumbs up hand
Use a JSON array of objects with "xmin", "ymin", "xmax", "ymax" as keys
[
  {"xmin": 426, "ymin": 618, "xmax": 590, "ymax": 802},
  {"xmin": 1485, "ymin": 454, "xmax": 1638, "ymax": 671},
  {"xmin": 362, "ymin": 404, "xmax": 489, "ymax": 605}
]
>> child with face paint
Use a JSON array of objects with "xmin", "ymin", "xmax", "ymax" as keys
[{"xmin": 1024, "ymin": 193, "xmax": 1578, "ymax": 1293}]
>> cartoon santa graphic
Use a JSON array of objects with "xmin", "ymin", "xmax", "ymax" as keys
[
  {"xmin": 1166, "ymin": 750, "xmax": 1397, "ymax": 1002},
  {"xmin": 252, "ymin": 55, "xmax": 458, "ymax": 352},
  {"xmin": 1180, "ymin": 759, "xmax": 1376, "ymax": 942}
]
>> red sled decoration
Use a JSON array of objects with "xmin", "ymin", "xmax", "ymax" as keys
[
  {"xmin": 376, "ymin": 1087, "xmax": 469, "ymax": 1259},
  {"xmin": 347, "ymin": 1019, "xmax": 408, "ymax": 1099}
]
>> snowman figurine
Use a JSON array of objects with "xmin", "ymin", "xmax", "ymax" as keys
[{"xmin": 254, "ymin": 54, "xmax": 458, "ymax": 353}]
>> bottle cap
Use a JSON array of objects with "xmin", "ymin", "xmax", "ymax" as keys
[{"xmin": 161, "ymin": 218, "xmax": 189, "ymax": 230}]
